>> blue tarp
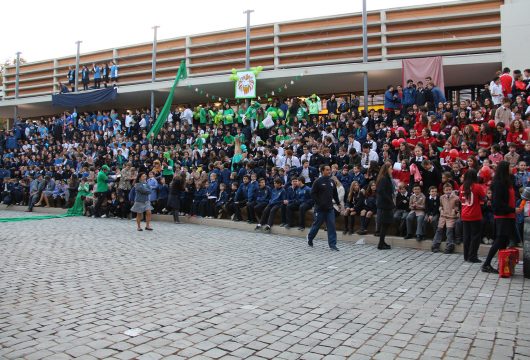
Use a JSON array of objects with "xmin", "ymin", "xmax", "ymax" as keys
[{"xmin": 52, "ymin": 87, "xmax": 118, "ymax": 107}]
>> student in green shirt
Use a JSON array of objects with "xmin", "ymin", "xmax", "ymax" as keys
[
  {"xmin": 223, "ymin": 103, "xmax": 235, "ymax": 125},
  {"xmin": 236, "ymin": 105, "xmax": 246, "ymax": 124},
  {"xmin": 305, "ymin": 94, "xmax": 321, "ymax": 123},
  {"xmin": 199, "ymin": 106, "xmax": 207, "ymax": 125},
  {"xmin": 223, "ymin": 131, "xmax": 235, "ymax": 145}
]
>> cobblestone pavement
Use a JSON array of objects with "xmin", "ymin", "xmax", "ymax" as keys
[{"xmin": 0, "ymin": 210, "xmax": 529, "ymax": 360}]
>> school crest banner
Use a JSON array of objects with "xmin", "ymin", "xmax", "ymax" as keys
[{"xmin": 235, "ymin": 71, "xmax": 257, "ymax": 99}]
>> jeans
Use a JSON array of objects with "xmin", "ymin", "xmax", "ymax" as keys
[
  {"xmin": 432, "ymin": 226, "xmax": 455, "ymax": 247},
  {"xmin": 406, "ymin": 212, "xmax": 425, "ymax": 236},
  {"xmin": 462, "ymin": 220, "xmax": 482, "ymax": 261},
  {"xmin": 308, "ymin": 208, "xmax": 337, "ymax": 248},
  {"xmin": 298, "ymin": 202, "xmax": 314, "ymax": 228}
]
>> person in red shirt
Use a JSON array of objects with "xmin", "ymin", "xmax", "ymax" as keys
[
  {"xmin": 406, "ymin": 128, "xmax": 421, "ymax": 147},
  {"xmin": 482, "ymin": 161, "xmax": 516, "ymax": 273},
  {"xmin": 418, "ymin": 128, "xmax": 434, "ymax": 149},
  {"xmin": 459, "ymin": 168, "xmax": 486, "ymax": 263},
  {"xmin": 499, "ymin": 67, "xmax": 513, "ymax": 98},
  {"xmin": 506, "ymin": 119, "xmax": 528, "ymax": 150},
  {"xmin": 476, "ymin": 123, "xmax": 493, "ymax": 150},
  {"xmin": 414, "ymin": 114, "xmax": 428, "ymax": 135},
  {"xmin": 458, "ymin": 141, "xmax": 474, "ymax": 161},
  {"xmin": 392, "ymin": 159, "xmax": 411, "ymax": 186}
]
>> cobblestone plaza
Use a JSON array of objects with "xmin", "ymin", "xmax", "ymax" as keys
[{"xmin": 0, "ymin": 210, "xmax": 529, "ymax": 359}]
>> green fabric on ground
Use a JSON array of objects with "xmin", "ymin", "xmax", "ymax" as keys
[{"xmin": 0, "ymin": 214, "xmax": 74, "ymax": 222}]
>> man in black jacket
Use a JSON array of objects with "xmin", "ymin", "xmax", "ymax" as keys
[{"xmin": 307, "ymin": 165, "xmax": 341, "ymax": 251}]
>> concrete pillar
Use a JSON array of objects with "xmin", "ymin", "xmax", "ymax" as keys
[
  {"xmin": 501, "ymin": 0, "xmax": 530, "ymax": 71},
  {"xmin": 53, "ymin": 59, "xmax": 58, "ymax": 93},
  {"xmin": 185, "ymin": 36, "xmax": 191, "ymax": 76},
  {"xmin": 273, "ymin": 23, "xmax": 280, "ymax": 69},
  {"xmin": 112, "ymin": 49, "xmax": 118, "ymax": 63},
  {"xmin": 380, "ymin": 10, "xmax": 387, "ymax": 61}
]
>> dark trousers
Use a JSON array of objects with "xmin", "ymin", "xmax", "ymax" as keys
[
  {"xmin": 308, "ymin": 208, "xmax": 337, "ymax": 248},
  {"xmin": 284, "ymin": 203, "xmax": 300, "ymax": 226},
  {"xmin": 253, "ymin": 202, "xmax": 268, "ymax": 222},
  {"xmin": 484, "ymin": 218, "xmax": 515, "ymax": 266},
  {"xmin": 231, "ymin": 201, "xmax": 247, "ymax": 220},
  {"xmin": 298, "ymin": 202, "xmax": 313, "ymax": 228},
  {"xmin": 82, "ymin": 81, "xmax": 89, "ymax": 90},
  {"xmin": 247, "ymin": 201, "xmax": 258, "ymax": 222},
  {"xmin": 94, "ymin": 78, "xmax": 101, "ymax": 88},
  {"xmin": 94, "ymin": 191, "xmax": 108, "ymax": 217},
  {"xmin": 206, "ymin": 198, "xmax": 216, "ymax": 217},
  {"xmin": 462, "ymin": 220, "xmax": 482, "ymax": 261},
  {"xmin": 260, "ymin": 204, "xmax": 282, "ymax": 227}
]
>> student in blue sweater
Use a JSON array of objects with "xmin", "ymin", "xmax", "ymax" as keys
[
  {"xmin": 191, "ymin": 182, "xmax": 207, "ymax": 217},
  {"xmin": 251, "ymin": 178, "xmax": 271, "ymax": 224},
  {"xmin": 255, "ymin": 178, "xmax": 286, "ymax": 233},
  {"xmin": 230, "ymin": 175, "xmax": 249, "ymax": 221},
  {"xmin": 92, "ymin": 63, "xmax": 102, "ymax": 89},
  {"xmin": 205, "ymin": 173, "xmax": 219, "ymax": 218},
  {"xmin": 245, "ymin": 173, "xmax": 259, "ymax": 223}
]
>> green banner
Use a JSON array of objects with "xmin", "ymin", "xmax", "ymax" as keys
[{"xmin": 147, "ymin": 60, "xmax": 187, "ymax": 141}]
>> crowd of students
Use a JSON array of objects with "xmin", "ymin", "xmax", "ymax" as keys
[{"xmin": 1, "ymin": 67, "xmax": 530, "ymax": 270}]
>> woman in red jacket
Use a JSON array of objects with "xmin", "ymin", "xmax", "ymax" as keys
[
  {"xmin": 476, "ymin": 122, "xmax": 493, "ymax": 150},
  {"xmin": 506, "ymin": 119, "xmax": 528, "ymax": 150},
  {"xmin": 459, "ymin": 168, "xmax": 486, "ymax": 263},
  {"xmin": 482, "ymin": 161, "xmax": 516, "ymax": 273}
]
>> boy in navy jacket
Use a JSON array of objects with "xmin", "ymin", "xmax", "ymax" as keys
[{"xmin": 255, "ymin": 178, "xmax": 286, "ymax": 233}]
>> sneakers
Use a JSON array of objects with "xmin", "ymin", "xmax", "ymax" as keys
[
  {"xmin": 431, "ymin": 245, "xmax": 440, "ymax": 253},
  {"xmin": 263, "ymin": 225, "xmax": 271, "ymax": 234},
  {"xmin": 101, "ymin": 214, "xmax": 107, "ymax": 218},
  {"xmin": 330, "ymin": 246, "xmax": 340, "ymax": 251},
  {"xmin": 357, "ymin": 229, "xmax": 367, "ymax": 235},
  {"xmin": 254, "ymin": 225, "xmax": 262, "ymax": 231},
  {"xmin": 279, "ymin": 223, "xmax": 286, "ymax": 227},
  {"xmin": 298, "ymin": 226, "xmax": 305, "ymax": 231},
  {"xmin": 307, "ymin": 235, "xmax": 313, "ymax": 247}
]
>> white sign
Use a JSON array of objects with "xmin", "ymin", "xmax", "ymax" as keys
[{"xmin": 235, "ymin": 71, "xmax": 257, "ymax": 99}]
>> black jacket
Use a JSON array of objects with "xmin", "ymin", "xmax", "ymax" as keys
[
  {"xmin": 376, "ymin": 176, "xmax": 395, "ymax": 210},
  {"xmin": 491, "ymin": 180, "xmax": 515, "ymax": 216},
  {"xmin": 311, "ymin": 176, "xmax": 340, "ymax": 211},
  {"xmin": 425, "ymin": 196, "xmax": 440, "ymax": 216},
  {"xmin": 395, "ymin": 191, "xmax": 410, "ymax": 211}
]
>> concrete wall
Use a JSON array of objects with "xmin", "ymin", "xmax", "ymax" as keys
[{"xmin": 501, "ymin": 0, "xmax": 530, "ymax": 72}]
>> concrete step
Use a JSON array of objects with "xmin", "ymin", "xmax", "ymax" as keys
[{"xmin": 1, "ymin": 204, "xmax": 518, "ymax": 258}]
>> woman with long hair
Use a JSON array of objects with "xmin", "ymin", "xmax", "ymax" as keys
[
  {"xmin": 459, "ymin": 168, "xmax": 486, "ymax": 263},
  {"xmin": 375, "ymin": 162, "xmax": 395, "ymax": 250},
  {"xmin": 482, "ymin": 161, "xmax": 516, "ymax": 273},
  {"xmin": 167, "ymin": 172, "xmax": 185, "ymax": 224},
  {"xmin": 131, "ymin": 172, "xmax": 154, "ymax": 231}
]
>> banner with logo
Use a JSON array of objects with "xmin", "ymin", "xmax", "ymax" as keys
[{"xmin": 235, "ymin": 71, "xmax": 257, "ymax": 99}]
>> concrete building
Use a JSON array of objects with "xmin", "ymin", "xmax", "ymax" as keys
[{"xmin": 0, "ymin": 0, "xmax": 528, "ymax": 119}]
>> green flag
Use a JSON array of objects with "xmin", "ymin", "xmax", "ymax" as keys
[{"xmin": 147, "ymin": 60, "xmax": 187, "ymax": 141}]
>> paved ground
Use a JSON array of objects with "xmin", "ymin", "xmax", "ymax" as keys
[{"xmin": 0, "ymin": 210, "xmax": 529, "ymax": 360}]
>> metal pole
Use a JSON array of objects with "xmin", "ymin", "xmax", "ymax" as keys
[
  {"xmin": 151, "ymin": 25, "xmax": 159, "ymax": 121},
  {"xmin": 15, "ymin": 52, "xmax": 21, "ymax": 99},
  {"xmin": 74, "ymin": 41, "xmax": 82, "ymax": 93},
  {"xmin": 362, "ymin": 0, "xmax": 369, "ymax": 113},
  {"xmin": 243, "ymin": 10, "xmax": 254, "ymax": 107}
]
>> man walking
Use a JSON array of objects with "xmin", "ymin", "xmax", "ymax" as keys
[{"xmin": 307, "ymin": 165, "xmax": 341, "ymax": 251}]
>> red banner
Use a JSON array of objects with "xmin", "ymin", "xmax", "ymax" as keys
[{"xmin": 402, "ymin": 56, "xmax": 445, "ymax": 93}]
